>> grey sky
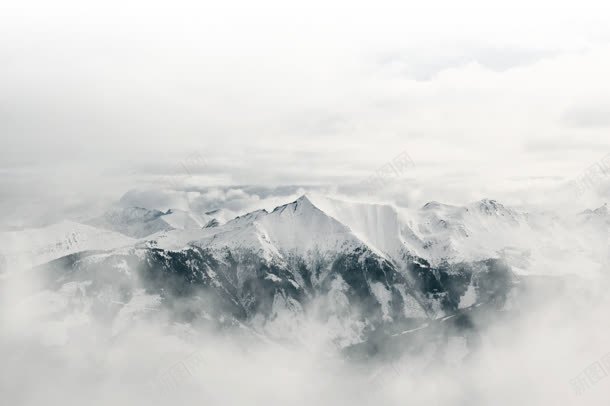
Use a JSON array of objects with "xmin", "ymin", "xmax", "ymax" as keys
[{"xmin": 2, "ymin": 0, "xmax": 610, "ymax": 226}]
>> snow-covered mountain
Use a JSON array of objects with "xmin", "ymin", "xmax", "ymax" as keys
[
  {"xmin": 22, "ymin": 196, "xmax": 518, "ymax": 347},
  {"xmin": 410, "ymin": 198, "xmax": 607, "ymax": 278},
  {"xmin": 287, "ymin": 196, "xmax": 535, "ymax": 266},
  {"xmin": 414, "ymin": 199, "xmax": 525, "ymax": 259},
  {"xmin": 6, "ymin": 194, "xmax": 607, "ymax": 350},
  {"xmin": 84, "ymin": 195, "xmax": 607, "ymax": 276},
  {"xmin": 0, "ymin": 220, "xmax": 134, "ymax": 272},
  {"xmin": 86, "ymin": 206, "xmax": 224, "ymax": 238},
  {"xmin": 287, "ymin": 195, "xmax": 607, "ymax": 278}
]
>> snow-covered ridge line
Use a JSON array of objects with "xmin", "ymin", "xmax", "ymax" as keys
[
  {"xmin": 3, "ymin": 193, "xmax": 607, "ymax": 280},
  {"xmin": 0, "ymin": 221, "xmax": 135, "ymax": 272},
  {"xmin": 118, "ymin": 194, "xmax": 609, "ymax": 278}
]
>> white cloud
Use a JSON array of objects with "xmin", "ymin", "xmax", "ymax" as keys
[{"xmin": 2, "ymin": 0, "xmax": 610, "ymax": 225}]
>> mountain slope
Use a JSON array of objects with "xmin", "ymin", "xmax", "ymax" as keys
[
  {"xmin": 0, "ymin": 220, "xmax": 134, "ymax": 272},
  {"xmin": 8, "ymin": 194, "xmax": 608, "ymax": 360},
  {"xmin": 19, "ymin": 195, "xmax": 518, "ymax": 349}
]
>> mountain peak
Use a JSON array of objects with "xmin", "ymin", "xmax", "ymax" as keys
[
  {"xmin": 421, "ymin": 201, "xmax": 461, "ymax": 211},
  {"xmin": 422, "ymin": 201, "xmax": 442, "ymax": 210},
  {"xmin": 271, "ymin": 194, "xmax": 318, "ymax": 215},
  {"xmin": 295, "ymin": 194, "xmax": 316, "ymax": 208}
]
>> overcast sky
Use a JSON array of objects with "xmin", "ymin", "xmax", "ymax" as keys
[{"xmin": 2, "ymin": 0, "xmax": 610, "ymax": 226}]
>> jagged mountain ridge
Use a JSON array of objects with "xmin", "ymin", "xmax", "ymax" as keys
[
  {"xmin": 5, "ymin": 195, "xmax": 607, "ymax": 277},
  {"xmin": 145, "ymin": 195, "xmax": 549, "ymax": 267},
  {"xmin": 26, "ymin": 195, "xmax": 519, "ymax": 348},
  {"xmin": 7, "ymin": 195, "xmax": 607, "ymax": 348},
  {"xmin": 86, "ymin": 206, "xmax": 219, "ymax": 238},
  {"xmin": 288, "ymin": 195, "xmax": 606, "ymax": 277}
]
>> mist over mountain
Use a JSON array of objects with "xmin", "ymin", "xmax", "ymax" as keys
[
  {"xmin": 2, "ymin": 189, "xmax": 609, "ymax": 405},
  {"xmin": 3, "ymin": 1, "xmax": 610, "ymax": 404}
]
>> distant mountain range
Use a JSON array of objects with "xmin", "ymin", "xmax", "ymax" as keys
[{"xmin": 2, "ymin": 194, "xmax": 608, "ymax": 351}]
